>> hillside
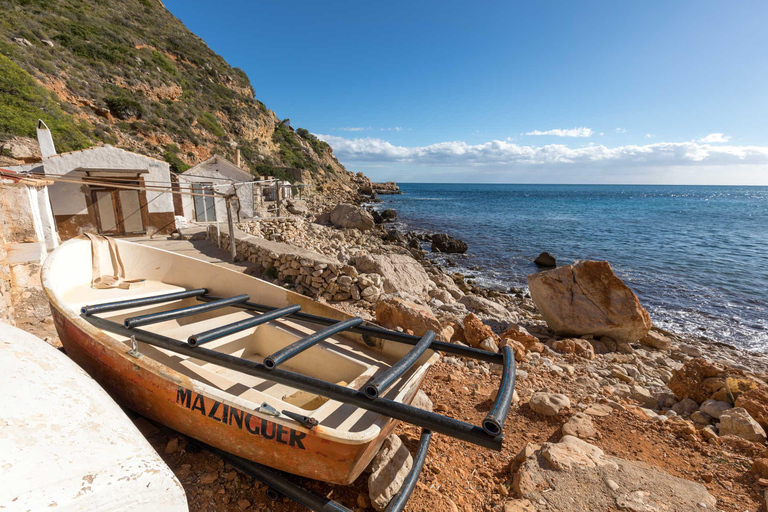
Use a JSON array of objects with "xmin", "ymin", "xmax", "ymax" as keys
[{"xmin": 0, "ymin": 0, "xmax": 357, "ymax": 195}]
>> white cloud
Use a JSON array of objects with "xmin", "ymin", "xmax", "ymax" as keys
[
  {"xmin": 645, "ymin": 133, "xmax": 653, "ymax": 138},
  {"xmin": 698, "ymin": 133, "xmax": 732, "ymax": 143},
  {"xmin": 615, "ymin": 128, "xmax": 627, "ymax": 134},
  {"xmin": 525, "ymin": 127, "xmax": 594, "ymax": 138},
  {"xmin": 315, "ymin": 134, "xmax": 768, "ymax": 170},
  {"xmin": 337, "ymin": 127, "xmax": 370, "ymax": 132}
]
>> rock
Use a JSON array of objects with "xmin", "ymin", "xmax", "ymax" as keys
[
  {"xmin": 463, "ymin": 313, "xmax": 499, "ymax": 348},
  {"xmin": 512, "ymin": 438, "xmax": 717, "ymax": 512},
  {"xmin": 534, "ymin": 252, "xmax": 556, "ymax": 267},
  {"xmin": 699, "ymin": 399, "xmax": 732, "ymax": 420},
  {"xmin": 671, "ymin": 398, "xmax": 699, "ymax": 417},
  {"xmin": 41, "ymin": 38, "xmax": 54, "ymax": 47},
  {"xmin": 501, "ymin": 325, "xmax": 543, "ymax": 353},
  {"xmin": 411, "ymin": 390, "xmax": 433, "ymax": 412},
  {"xmin": 736, "ymin": 387, "xmax": 768, "ymax": 430},
  {"xmin": 329, "ymin": 204, "xmax": 375, "ymax": 231},
  {"xmin": 164, "ymin": 437, "xmax": 179, "ymax": 454},
  {"xmin": 375, "ymin": 296, "xmax": 447, "ymax": 340},
  {"xmin": 667, "ymin": 358, "xmax": 751, "ymax": 403},
  {"xmin": 750, "ymin": 458, "xmax": 768, "ymax": 479},
  {"xmin": 529, "ymin": 392, "xmax": 571, "ymax": 416},
  {"xmin": 561, "ymin": 412, "xmax": 597, "ymax": 440},
  {"xmin": 551, "ymin": 338, "xmax": 595, "ymax": 359},
  {"xmin": 719, "ymin": 407, "xmax": 767, "ymax": 443},
  {"xmin": 353, "ymin": 253, "xmax": 432, "ymax": 298},
  {"xmin": 12, "ymin": 37, "xmax": 32, "ymax": 46},
  {"xmin": 381, "ymin": 209, "xmax": 397, "ymax": 221},
  {"xmin": 0, "ymin": 137, "xmax": 40, "ymax": 163},
  {"xmin": 199, "ymin": 471, "xmax": 218, "ymax": 484},
  {"xmin": 286, "ymin": 199, "xmax": 308, "ymax": 215},
  {"xmin": 503, "ymin": 499, "xmax": 537, "ymax": 512},
  {"xmin": 479, "ymin": 337, "xmax": 499, "ymax": 353},
  {"xmin": 639, "ymin": 331, "xmax": 671, "ymax": 351},
  {"xmin": 630, "ymin": 385, "xmax": 658, "ymax": 408},
  {"xmin": 459, "ymin": 294, "xmax": 510, "ymax": 318},
  {"xmin": 384, "ymin": 229, "xmax": 407, "ymax": 244},
  {"xmin": 431, "ymin": 233, "xmax": 468, "ymax": 254},
  {"xmin": 368, "ymin": 434, "xmax": 413, "ymax": 511},
  {"xmin": 527, "ymin": 261, "xmax": 651, "ymax": 343}
]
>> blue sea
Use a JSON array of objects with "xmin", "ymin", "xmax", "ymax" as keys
[{"xmin": 379, "ymin": 184, "xmax": 768, "ymax": 351}]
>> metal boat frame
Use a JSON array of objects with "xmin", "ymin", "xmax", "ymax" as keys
[{"xmin": 81, "ymin": 289, "xmax": 516, "ymax": 512}]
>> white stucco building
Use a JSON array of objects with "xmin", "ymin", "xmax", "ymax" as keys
[{"xmin": 6, "ymin": 121, "xmax": 175, "ymax": 239}]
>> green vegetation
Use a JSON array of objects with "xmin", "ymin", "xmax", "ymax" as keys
[
  {"xmin": 162, "ymin": 144, "xmax": 189, "ymax": 173},
  {"xmin": 197, "ymin": 112, "xmax": 225, "ymax": 137},
  {"xmin": 0, "ymin": 54, "xmax": 90, "ymax": 151},
  {"xmin": 0, "ymin": 0, "xmax": 342, "ymax": 179}
]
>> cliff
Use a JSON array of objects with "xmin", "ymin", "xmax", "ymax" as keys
[{"xmin": 0, "ymin": 0, "xmax": 358, "ymax": 197}]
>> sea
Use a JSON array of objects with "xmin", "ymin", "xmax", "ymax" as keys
[{"xmin": 377, "ymin": 183, "xmax": 768, "ymax": 351}]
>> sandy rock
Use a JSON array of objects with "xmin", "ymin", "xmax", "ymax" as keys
[
  {"xmin": 750, "ymin": 458, "xmax": 768, "ymax": 479},
  {"xmin": 690, "ymin": 411, "xmax": 712, "ymax": 427},
  {"xmin": 529, "ymin": 392, "xmax": 571, "ymax": 416},
  {"xmin": 353, "ymin": 253, "xmax": 432, "ymax": 298},
  {"xmin": 375, "ymin": 296, "xmax": 447, "ymax": 340},
  {"xmin": 480, "ymin": 337, "xmax": 499, "ymax": 353},
  {"xmin": 667, "ymin": 358, "xmax": 751, "ymax": 403},
  {"xmin": 368, "ymin": 434, "xmax": 413, "ymax": 511},
  {"xmin": 551, "ymin": 338, "xmax": 595, "ymax": 360},
  {"xmin": 512, "ymin": 439, "xmax": 717, "ymax": 512},
  {"xmin": 329, "ymin": 204, "xmax": 375, "ymax": 231},
  {"xmin": 503, "ymin": 499, "xmax": 537, "ymax": 512},
  {"xmin": 463, "ymin": 313, "xmax": 499, "ymax": 348},
  {"xmin": 736, "ymin": 387, "xmax": 768, "ymax": 430},
  {"xmin": 561, "ymin": 412, "xmax": 597, "ymax": 440},
  {"xmin": 0, "ymin": 137, "xmax": 41, "ymax": 163},
  {"xmin": 630, "ymin": 384, "xmax": 658, "ymax": 408},
  {"xmin": 501, "ymin": 325, "xmax": 543, "ymax": 353},
  {"xmin": 699, "ymin": 399, "xmax": 732, "ymax": 420},
  {"xmin": 639, "ymin": 331, "xmax": 671, "ymax": 351},
  {"xmin": 719, "ymin": 407, "xmax": 767, "ymax": 443},
  {"xmin": 459, "ymin": 294, "xmax": 509, "ymax": 318},
  {"xmin": 527, "ymin": 260, "xmax": 651, "ymax": 343}
]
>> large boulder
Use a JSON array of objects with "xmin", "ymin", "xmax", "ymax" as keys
[
  {"xmin": 459, "ymin": 294, "xmax": 510, "ymax": 319},
  {"xmin": 367, "ymin": 434, "xmax": 412, "ymax": 511},
  {"xmin": 353, "ymin": 253, "xmax": 432, "ymax": 298},
  {"xmin": 719, "ymin": 407, "xmax": 767, "ymax": 443},
  {"xmin": 512, "ymin": 437, "xmax": 717, "ymax": 511},
  {"xmin": 527, "ymin": 260, "xmax": 651, "ymax": 343},
  {"xmin": 329, "ymin": 204, "xmax": 375, "ymax": 231},
  {"xmin": 462, "ymin": 313, "xmax": 498, "ymax": 348},
  {"xmin": 375, "ymin": 296, "xmax": 448, "ymax": 340},
  {"xmin": 431, "ymin": 233, "xmax": 468, "ymax": 254}
]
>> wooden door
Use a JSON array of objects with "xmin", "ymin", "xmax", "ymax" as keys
[{"xmin": 91, "ymin": 188, "xmax": 146, "ymax": 235}]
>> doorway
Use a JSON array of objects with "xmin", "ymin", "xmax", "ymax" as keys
[
  {"xmin": 193, "ymin": 183, "xmax": 217, "ymax": 222},
  {"xmin": 91, "ymin": 187, "xmax": 146, "ymax": 235}
]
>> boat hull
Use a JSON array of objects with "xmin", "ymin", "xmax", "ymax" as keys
[{"xmin": 51, "ymin": 304, "xmax": 414, "ymax": 485}]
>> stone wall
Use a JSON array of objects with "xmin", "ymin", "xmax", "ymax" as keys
[{"xmin": 209, "ymin": 224, "xmax": 384, "ymax": 302}]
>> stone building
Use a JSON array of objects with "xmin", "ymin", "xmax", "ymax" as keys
[
  {"xmin": 177, "ymin": 154, "xmax": 254, "ymax": 223},
  {"xmin": 6, "ymin": 121, "xmax": 175, "ymax": 239}
]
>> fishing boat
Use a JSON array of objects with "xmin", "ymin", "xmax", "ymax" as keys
[
  {"xmin": 0, "ymin": 322, "xmax": 188, "ymax": 512},
  {"xmin": 42, "ymin": 235, "xmax": 515, "ymax": 510}
]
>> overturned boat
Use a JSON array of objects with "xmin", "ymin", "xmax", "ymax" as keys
[
  {"xmin": 42, "ymin": 235, "xmax": 515, "ymax": 509},
  {"xmin": 0, "ymin": 322, "xmax": 188, "ymax": 512}
]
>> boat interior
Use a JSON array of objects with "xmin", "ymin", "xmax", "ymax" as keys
[{"xmin": 63, "ymin": 279, "xmax": 435, "ymax": 437}]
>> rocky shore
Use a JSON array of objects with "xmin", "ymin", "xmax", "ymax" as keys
[
  {"xmin": 10, "ymin": 179, "xmax": 768, "ymax": 511},
  {"xmin": 186, "ymin": 184, "xmax": 768, "ymax": 511}
]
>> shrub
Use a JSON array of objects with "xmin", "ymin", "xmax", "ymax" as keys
[
  {"xmin": 197, "ymin": 112, "xmax": 225, "ymax": 137},
  {"xmin": 105, "ymin": 94, "xmax": 143, "ymax": 120},
  {"xmin": 263, "ymin": 266, "xmax": 278, "ymax": 279},
  {"xmin": 163, "ymin": 149, "xmax": 190, "ymax": 173}
]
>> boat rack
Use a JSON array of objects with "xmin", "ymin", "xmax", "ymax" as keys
[{"xmin": 81, "ymin": 289, "xmax": 515, "ymax": 512}]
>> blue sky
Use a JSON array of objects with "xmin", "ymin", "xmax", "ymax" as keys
[{"xmin": 164, "ymin": 0, "xmax": 768, "ymax": 184}]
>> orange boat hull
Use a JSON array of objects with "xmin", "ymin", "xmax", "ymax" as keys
[{"xmin": 51, "ymin": 305, "xmax": 413, "ymax": 485}]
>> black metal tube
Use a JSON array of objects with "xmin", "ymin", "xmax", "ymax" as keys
[
  {"xmin": 199, "ymin": 296, "xmax": 503, "ymax": 364},
  {"xmin": 85, "ymin": 316, "xmax": 503, "ymax": 451},
  {"xmin": 264, "ymin": 317, "xmax": 365, "ymax": 369},
  {"xmin": 365, "ymin": 331, "xmax": 435, "ymax": 399},
  {"xmin": 124, "ymin": 294, "xmax": 249, "ymax": 328},
  {"xmin": 384, "ymin": 429, "xmax": 432, "ymax": 512},
  {"xmin": 203, "ymin": 443, "xmax": 353, "ymax": 512},
  {"xmin": 188, "ymin": 304, "xmax": 301, "ymax": 347},
  {"xmin": 81, "ymin": 288, "xmax": 208, "ymax": 316},
  {"xmin": 482, "ymin": 346, "xmax": 516, "ymax": 436}
]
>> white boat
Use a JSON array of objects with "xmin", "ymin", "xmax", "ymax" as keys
[{"xmin": 0, "ymin": 322, "xmax": 188, "ymax": 512}]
